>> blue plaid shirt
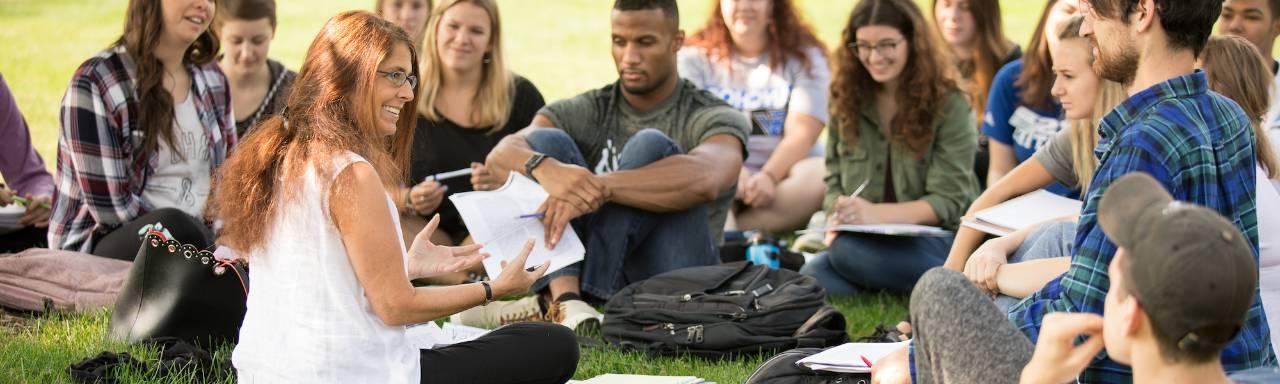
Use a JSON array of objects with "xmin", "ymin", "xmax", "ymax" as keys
[{"xmin": 1008, "ymin": 71, "xmax": 1275, "ymax": 382}]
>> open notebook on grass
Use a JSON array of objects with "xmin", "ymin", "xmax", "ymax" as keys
[
  {"xmin": 962, "ymin": 189, "xmax": 1082, "ymax": 236},
  {"xmin": 796, "ymin": 340, "xmax": 911, "ymax": 373},
  {"xmin": 449, "ymin": 173, "xmax": 584, "ymax": 279}
]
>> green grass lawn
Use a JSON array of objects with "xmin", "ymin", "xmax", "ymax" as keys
[
  {"xmin": 0, "ymin": 0, "xmax": 1033, "ymax": 382},
  {"xmin": 0, "ymin": 293, "xmax": 907, "ymax": 383}
]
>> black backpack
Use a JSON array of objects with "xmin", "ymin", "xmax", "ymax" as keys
[{"xmin": 601, "ymin": 262, "xmax": 848, "ymax": 359}]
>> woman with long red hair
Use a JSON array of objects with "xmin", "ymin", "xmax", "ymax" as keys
[
  {"xmin": 679, "ymin": 0, "xmax": 829, "ymax": 233},
  {"xmin": 212, "ymin": 11, "xmax": 576, "ymax": 383}
]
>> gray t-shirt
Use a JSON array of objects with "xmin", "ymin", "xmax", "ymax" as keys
[
  {"xmin": 538, "ymin": 79, "xmax": 750, "ymax": 243},
  {"xmin": 1031, "ymin": 128, "xmax": 1079, "ymax": 189},
  {"xmin": 678, "ymin": 46, "xmax": 830, "ymax": 170}
]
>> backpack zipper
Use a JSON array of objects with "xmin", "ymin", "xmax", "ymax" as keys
[{"xmin": 685, "ymin": 324, "xmax": 704, "ymax": 344}]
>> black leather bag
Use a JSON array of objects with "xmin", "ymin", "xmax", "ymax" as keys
[
  {"xmin": 745, "ymin": 348, "xmax": 870, "ymax": 384},
  {"xmin": 108, "ymin": 233, "xmax": 248, "ymax": 346}
]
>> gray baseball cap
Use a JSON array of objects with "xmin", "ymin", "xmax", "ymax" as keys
[{"xmin": 1097, "ymin": 172, "xmax": 1257, "ymax": 353}]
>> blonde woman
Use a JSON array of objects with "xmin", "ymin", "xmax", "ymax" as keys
[
  {"xmin": 942, "ymin": 15, "xmax": 1125, "ymax": 310},
  {"xmin": 398, "ymin": 0, "xmax": 545, "ymax": 253}
]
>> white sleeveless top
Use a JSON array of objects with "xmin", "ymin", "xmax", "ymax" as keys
[{"xmin": 232, "ymin": 152, "xmax": 419, "ymax": 383}]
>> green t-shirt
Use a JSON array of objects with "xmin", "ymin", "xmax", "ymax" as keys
[{"xmin": 538, "ymin": 79, "xmax": 749, "ymax": 243}]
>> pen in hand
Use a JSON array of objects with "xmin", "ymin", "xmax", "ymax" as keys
[
  {"xmin": 516, "ymin": 213, "xmax": 545, "ymax": 219},
  {"xmin": 848, "ymin": 178, "xmax": 870, "ymax": 199}
]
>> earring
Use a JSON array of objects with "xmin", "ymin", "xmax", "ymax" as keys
[{"xmin": 483, "ymin": 54, "xmax": 492, "ymax": 64}]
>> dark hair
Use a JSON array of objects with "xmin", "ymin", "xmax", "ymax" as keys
[
  {"xmin": 1015, "ymin": 0, "xmax": 1059, "ymax": 111},
  {"xmin": 211, "ymin": 11, "xmax": 419, "ymax": 253},
  {"xmin": 216, "ymin": 0, "xmax": 277, "ymax": 30},
  {"xmin": 117, "ymin": 0, "xmax": 220, "ymax": 163},
  {"xmin": 831, "ymin": 0, "xmax": 957, "ymax": 158},
  {"xmin": 686, "ymin": 0, "xmax": 827, "ymax": 74},
  {"xmin": 1085, "ymin": 0, "xmax": 1221, "ymax": 56},
  {"xmin": 1274, "ymin": 0, "xmax": 1280, "ymax": 16},
  {"xmin": 613, "ymin": 0, "xmax": 679, "ymax": 25}
]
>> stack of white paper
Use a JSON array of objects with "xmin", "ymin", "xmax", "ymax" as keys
[
  {"xmin": 796, "ymin": 340, "xmax": 911, "ymax": 373},
  {"xmin": 406, "ymin": 322, "xmax": 490, "ymax": 349},
  {"xmin": 963, "ymin": 190, "xmax": 1082, "ymax": 236},
  {"xmin": 448, "ymin": 173, "xmax": 585, "ymax": 278},
  {"xmin": 568, "ymin": 374, "xmax": 710, "ymax": 384},
  {"xmin": 0, "ymin": 204, "xmax": 23, "ymax": 235}
]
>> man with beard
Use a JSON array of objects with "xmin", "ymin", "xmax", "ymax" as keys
[
  {"xmin": 455, "ymin": 0, "xmax": 749, "ymax": 332},
  {"xmin": 870, "ymin": 0, "xmax": 1275, "ymax": 382}
]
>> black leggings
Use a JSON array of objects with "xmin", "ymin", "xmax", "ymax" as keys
[
  {"xmin": 91, "ymin": 208, "xmax": 214, "ymax": 261},
  {"xmin": 420, "ymin": 322, "xmax": 579, "ymax": 384},
  {"xmin": 0, "ymin": 225, "xmax": 47, "ymax": 254}
]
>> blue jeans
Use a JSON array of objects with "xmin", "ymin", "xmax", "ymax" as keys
[
  {"xmin": 525, "ymin": 128, "xmax": 718, "ymax": 300},
  {"xmin": 993, "ymin": 220, "xmax": 1076, "ymax": 312},
  {"xmin": 800, "ymin": 233, "xmax": 954, "ymax": 295}
]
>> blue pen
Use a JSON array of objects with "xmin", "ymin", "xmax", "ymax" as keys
[{"xmin": 516, "ymin": 213, "xmax": 545, "ymax": 219}]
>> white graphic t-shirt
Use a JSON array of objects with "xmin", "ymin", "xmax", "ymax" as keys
[{"xmin": 142, "ymin": 89, "xmax": 211, "ymax": 218}]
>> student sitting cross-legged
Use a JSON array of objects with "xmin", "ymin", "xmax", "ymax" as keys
[
  {"xmin": 678, "ymin": 0, "xmax": 831, "ymax": 233},
  {"xmin": 459, "ymin": 0, "xmax": 750, "ymax": 332},
  {"xmin": 798, "ymin": 0, "xmax": 979, "ymax": 296},
  {"xmin": 213, "ymin": 11, "xmax": 578, "ymax": 384},
  {"xmin": 880, "ymin": 172, "xmax": 1273, "ymax": 384}
]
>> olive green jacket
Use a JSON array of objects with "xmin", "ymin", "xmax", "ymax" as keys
[{"xmin": 823, "ymin": 92, "xmax": 979, "ymax": 230}]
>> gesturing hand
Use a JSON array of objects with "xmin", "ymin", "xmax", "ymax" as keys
[
  {"xmin": 407, "ymin": 214, "xmax": 488, "ymax": 280},
  {"xmin": 490, "ymin": 238, "xmax": 550, "ymax": 298},
  {"xmin": 1020, "ymin": 313, "xmax": 1106, "ymax": 384}
]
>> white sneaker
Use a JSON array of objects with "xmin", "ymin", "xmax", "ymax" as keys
[
  {"xmin": 449, "ymin": 296, "xmax": 542, "ymax": 329},
  {"xmin": 545, "ymin": 299, "xmax": 603, "ymax": 333},
  {"xmin": 792, "ymin": 211, "xmax": 829, "ymax": 253}
]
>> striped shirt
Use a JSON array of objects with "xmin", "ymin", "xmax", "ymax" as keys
[
  {"xmin": 1009, "ymin": 71, "xmax": 1275, "ymax": 382},
  {"xmin": 50, "ymin": 45, "xmax": 235, "ymax": 252}
]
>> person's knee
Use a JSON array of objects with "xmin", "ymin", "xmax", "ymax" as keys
[
  {"xmin": 909, "ymin": 268, "xmax": 972, "ymax": 315},
  {"xmin": 526, "ymin": 128, "xmax": 577, "ymax": 159},
  {"xmin": 618, "ymin": 128, "xmax": 679, "ymax": 169},
  {"xmin": 502, "ymin": 322, "xmax": 579, "ymax": 375}
]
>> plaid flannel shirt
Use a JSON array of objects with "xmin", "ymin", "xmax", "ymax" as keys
[
  {"xmin": 1007, "ymin": 71, "xmax": 1275, "ymax": 382},
  {"xmin": 50, "ymin": 45, "xmax": 235, "ymax": 252}
]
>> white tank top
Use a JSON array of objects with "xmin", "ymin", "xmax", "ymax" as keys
[{"xmin": 232, "ymin": 152, "xmax": 418, "ymax": 383}]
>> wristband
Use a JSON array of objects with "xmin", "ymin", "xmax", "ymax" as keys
[{"xmin": 480, "ymin": 281, "xmax": 493, "ymax": 305}]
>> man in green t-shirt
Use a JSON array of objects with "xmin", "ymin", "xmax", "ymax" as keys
[{"xmin": 464, "ymin": 0, "xmax": 749, "ymax": 331}]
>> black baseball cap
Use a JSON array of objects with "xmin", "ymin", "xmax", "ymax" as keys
[{"xmin": 1097, "ymin": 172, "xmax": 1257, "ymax": 353}]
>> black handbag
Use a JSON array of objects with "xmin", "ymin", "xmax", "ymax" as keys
[
  {"xmin": 745, "ymin": 348, "xmax": 870, "ymax": 384},
  {"xmin": 108, "ymin": 232, "xmax": 248, "ymax": 346}
]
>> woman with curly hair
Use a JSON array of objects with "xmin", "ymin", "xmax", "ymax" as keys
[
  {"xmin": 799, "ymin": 0, "xmax": 978, "ymax": 295},
  {"xmin": 678, "ymin": 0, "xmax": 829, "ymax": 233}
]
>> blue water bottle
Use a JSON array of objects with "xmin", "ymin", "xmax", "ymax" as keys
[{"xmin": 745, "ymin": 232, "xmax": 780, "ymax": 269}]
